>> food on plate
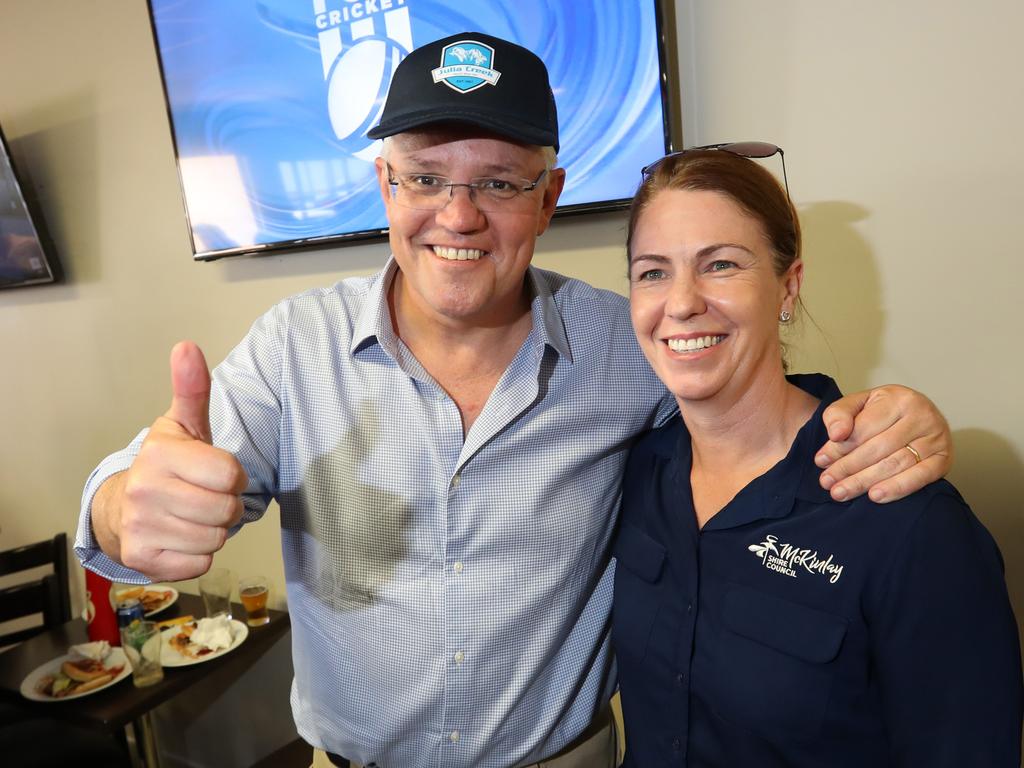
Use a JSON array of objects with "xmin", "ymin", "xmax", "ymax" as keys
[
  {"xmin": 168, "ymin": 615, "xmax": 236, "ymax": 660},
  {"xmin": 34, "ymin": 655, "xmax": 124, "ymax": 698},
  {"xmin": 116, "ymin": 586, "xmax": 173, "ymax": 614},
  {"xmin": 139, "ymin": 589, "xmax": 174, "ymax": 613},
  {"xmin": 156, "ymin": 614, "xmax": 194, "ymax": 630},
  {"xmin": 62, "ymin": 658, "xmax": 110, "ymax": 682},
  {"xmin": 115, "ymin": 586, "xmax": 145, "ymax": 602}
]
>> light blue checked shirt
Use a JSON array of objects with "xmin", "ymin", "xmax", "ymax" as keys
[{"xmin": 77, "ymin": 259, "xmax": 676, "ymax": 768}]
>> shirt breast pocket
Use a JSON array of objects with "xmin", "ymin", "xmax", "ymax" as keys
[
  {"xmin": 612, "ymin": 523, "xmax": 666, "ymax": 665},
  {"xmin": 702, "ymin": 584, "xmax": 848, "ymax": 739}
]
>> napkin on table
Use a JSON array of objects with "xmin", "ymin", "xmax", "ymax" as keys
[{"xmin": 70, "ymin": 640, "xmax": 111, "ymax": 661}]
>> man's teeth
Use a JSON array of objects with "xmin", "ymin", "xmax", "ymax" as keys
[
  {"xmin": 667, "ymin": 335, "xmax": 725, "ymax": 353},
  {"xmin": 434, "ymin": 246, "xmax": 483, "ymax": 261}
]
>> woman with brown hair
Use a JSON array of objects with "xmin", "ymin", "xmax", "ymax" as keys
[{"xmin": 612, "ymin": 145, "xmax": 1022, "ymax": 766}]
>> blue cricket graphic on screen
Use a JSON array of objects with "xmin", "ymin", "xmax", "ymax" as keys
[{"xmin": 148, "ymin": 0, "xmax": 670, "ymax": 259}]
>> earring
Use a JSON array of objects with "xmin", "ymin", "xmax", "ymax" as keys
[{"xmin": 779, "ymin": 310, "xmax": 792, "ymax": 323}]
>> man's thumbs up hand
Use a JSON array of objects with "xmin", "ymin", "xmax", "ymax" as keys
[{"xmin": 91, "ymin": 342, "xmax": 248, "ymax": 581}]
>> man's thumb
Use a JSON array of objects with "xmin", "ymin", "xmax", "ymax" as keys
[{"xmin": 166, "ymin": 341, "xmax": 213, "ymax": 443}]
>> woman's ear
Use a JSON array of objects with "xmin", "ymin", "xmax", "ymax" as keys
[{"xmin": 780, "ymin": 258, "xmax": 804, "ymax": 315}]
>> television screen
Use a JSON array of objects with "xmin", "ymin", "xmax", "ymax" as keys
[
  {"xmin": 148, "ymin": 0, "xmax": 675, "ymax": 261},
  {"xmin": 0, "ymin": 125, "xmax": 61, "ymax": 289}
]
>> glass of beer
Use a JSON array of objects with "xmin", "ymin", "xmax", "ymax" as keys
[{"xmin": 239, "ymin": 575, "xmax": 270, "ymax": 627}]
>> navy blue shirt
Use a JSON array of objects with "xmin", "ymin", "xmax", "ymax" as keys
[{"xmin": 613, "ymin": 374, "xmax": 1023, "ymax": 767}]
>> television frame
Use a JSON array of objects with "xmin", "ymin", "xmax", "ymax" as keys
[
  {"xmin": 0, "ymin": 124, "xmax": 62, "ymax": 290},
  {"xmin": 146, "ymin": 0, "xmax": 682, "ymax": 262}
]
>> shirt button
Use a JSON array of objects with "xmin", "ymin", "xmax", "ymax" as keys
[
  {"xmin": 687, "ymin": 602, "xmax": 693, "ymax": 613},
  {"xmin": 449, "ymin": 730, "xmax": 460, "ymax": 743},
  {"xmin": 454, "ymin": 650, "xmax": 465, "ymax": 664},
  {"xmin": 450, "ymin": 473, "xmax": 461, "ymax": 488},
  {"xmin": 453, "ymin": 561, "xmax": 464, "ymax": 574},
  {"xmin": 672, "ymin": 738, "xmax": 681, "ymax": 751},
  {"xmin": 675, "ymin": 673, "xmax": 684, "ymax": 687}
]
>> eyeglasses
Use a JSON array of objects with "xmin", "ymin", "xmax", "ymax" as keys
[
  {"xmin": 385, "ymin": 163, "xmax": 548, "ymax": 213},
  {"xmin": 641, "ymin": 141, "xmax": 789, "ymax": 199}
]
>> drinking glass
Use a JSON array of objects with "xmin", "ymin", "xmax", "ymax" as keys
[
  {"xmin": 198, "ymin": 567, "xmax": 233, "ymax": 619},
  {"xmin": 120, "ymin": 620, "xmax": 163, "ymax": 687},
  {"xmin": 238, "ymin": 575, "xmax": 270, "ymax": 627}
]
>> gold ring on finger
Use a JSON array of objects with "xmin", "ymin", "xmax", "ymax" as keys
[{"xmin": 904, "ymin": 443, "xmax": 922, "ymax": 464}]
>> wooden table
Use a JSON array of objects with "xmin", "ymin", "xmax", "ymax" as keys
[{"xmin": 0, "ymin": 592, "xmax": 290, "ymax": 768}]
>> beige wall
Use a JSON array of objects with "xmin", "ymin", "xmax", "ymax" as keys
[{"xmin": 1, "ymin": 0, "xmax": 1021, "ymax": 754}]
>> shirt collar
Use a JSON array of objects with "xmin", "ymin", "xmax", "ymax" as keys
[
  {"xmin": 351, "ymin": 258, "xmax": 574, "ymax": 363},
  {"xmin": 652, "ymin": 373, "xmax": 842, "ymax": 530},
  {"xmin": 789, "ymin": 373, "xmax": 844, "ymax": 505},
  {"xmin": 526, "ymin": 266, "xmax": 573, "ymax": 363},
  {"xmin": 351, "ymin": 257, "xmax": 400, "ymax": 356},
  {"xmin": 703, "ymin": 373, "xmax": 842, "ymax": 530}
]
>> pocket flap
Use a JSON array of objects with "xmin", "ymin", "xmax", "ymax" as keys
[
  {"xmin": 722, "ymin": 584, "xmax": 847, "ymax": 664},
  {"xmin": 613, "ymin": 523, "xmax": 666, "ymax": 583}
]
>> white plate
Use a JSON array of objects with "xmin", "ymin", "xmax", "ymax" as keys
[
  {"xmin": 20, "ymin": 648, "xmax": 131, "ymax": 702},
  {"xmin": 160, "ymin": 619, "xmax": 248, "ymax": 667},
  {"xmin": 142, "ymin": 585, "xmax": 179, "ymax": 617},
  {"xmin": 112, "ymin": 584, "xmax": 179, "ymax": 617}
]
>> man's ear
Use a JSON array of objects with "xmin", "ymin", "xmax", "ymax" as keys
[
  {"xmin": 374, "ymin": 156, "xmax": 392, "ymax": 207},
  {"xmin": 536, "ymin": 167, "xmax": 566, "ymax": 235}
]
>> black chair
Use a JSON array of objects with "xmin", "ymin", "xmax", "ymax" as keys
[
  {"xmin": 0, "ymin": 532, "xmax": 72, "ymax": 647},
  {"xmin": 0, "ymin": 533, "xmax": 132, "ymax": 767}
]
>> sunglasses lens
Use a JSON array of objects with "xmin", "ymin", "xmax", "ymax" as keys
[
  {"xmin": 721, "ymin": 141, "xmax": 780, "ymax": 159},
  {"xmin": 640, "ymin": 142, "xmax": 785, "ymax": 192},
  {"xmin": 640, "ymin": 159, "xmax": 663, "ymax": 178}
]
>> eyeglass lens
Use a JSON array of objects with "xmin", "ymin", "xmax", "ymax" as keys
[{"xmin": 388, "ymin": 166, "xmax": 545, "ymax": 213}]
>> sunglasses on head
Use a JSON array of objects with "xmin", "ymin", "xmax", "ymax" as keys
[{"xmin": 640, "ymin": 141, "xmax": 788, "ymax": 199}]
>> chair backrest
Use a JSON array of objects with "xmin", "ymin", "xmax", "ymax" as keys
[{"xmin": 0, "ymin": 533, "xmax": 72, "ymax": 647}]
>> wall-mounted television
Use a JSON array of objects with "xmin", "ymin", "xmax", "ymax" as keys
[
  {"xmin": 0, "ymin": 125, "xmax": 62, "ymax": 289},
  {"xmin": 147, "ymin": 0, "xmax": 677, "ymax": 261}
]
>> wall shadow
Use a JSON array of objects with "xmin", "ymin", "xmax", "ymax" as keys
[
  {"xmin": 790, "ymin": 200, "xmax": 884, "ymax": 393},
  {"xmin": 1, "ymin": 98, "xmax": 98, "ymax": 303},
  {"xmin": 947, "ymin": 427, "xmax": 1024, "ymax": 665}
]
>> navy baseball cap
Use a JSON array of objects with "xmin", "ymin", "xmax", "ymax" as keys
[{"xmin": 367, "ymin": 32, "xmax": 559, "ymax": 152}]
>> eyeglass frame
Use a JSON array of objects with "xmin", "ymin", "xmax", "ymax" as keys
[
  {"xmin": 640, "ymin": 141, "xmax": 789, "ymax": 200},
  {"xmin": 384, "ymin": 162, "xmax": 550, "ymax": 212}
]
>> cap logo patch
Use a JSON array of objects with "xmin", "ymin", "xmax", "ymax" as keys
[{"xmin": 431, "ymin": 40, "xmax": 500, "ymax": 93}]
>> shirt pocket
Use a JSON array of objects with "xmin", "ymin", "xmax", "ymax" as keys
[
  {"xmin": 612, "ymin": 523, "xmax": 666, "ymax": 665},
  {"xmin": 701, "ymin": 583, "xmax": 849, "ymax": 739}
]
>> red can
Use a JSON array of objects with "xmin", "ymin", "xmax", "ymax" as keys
[{"xmin": 83, "ymin": 569, "xmax": 120, "ymax": 645}]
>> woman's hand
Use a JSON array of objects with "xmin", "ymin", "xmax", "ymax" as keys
[{"xmin": 815, "ymin": 385, "xmax": 952, "ymax": 503}]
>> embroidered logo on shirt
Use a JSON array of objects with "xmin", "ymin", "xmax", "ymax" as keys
[{"xmin": 748, "ymin": 535, "xmax": 844, "ymax": 583}]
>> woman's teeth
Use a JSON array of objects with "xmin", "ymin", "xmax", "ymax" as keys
[
  {"xmin": 667, "ymin": 335, "xmax": 725, "ymax": 353},
  {"xmin": 434, "ymin": 246, "xmax": 483, "ymax": 261}
]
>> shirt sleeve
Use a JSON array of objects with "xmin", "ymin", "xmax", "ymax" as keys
[
  {"xmin": 868, "ymin": 487, "xmax": 1023, "ymax": 766},
  {"xmin": 75, "ymin": 428, "xmax": 151, "ymax": 582}
]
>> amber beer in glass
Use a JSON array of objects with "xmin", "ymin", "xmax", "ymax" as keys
[{"xmin": 239, "ymin": 575, "xmax": 270, "ymax": 627}]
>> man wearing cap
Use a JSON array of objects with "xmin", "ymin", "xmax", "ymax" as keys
[{"xmin": 76, "ymin": 32, "xmax": 952, "ymax": 768}]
